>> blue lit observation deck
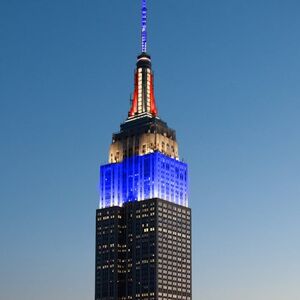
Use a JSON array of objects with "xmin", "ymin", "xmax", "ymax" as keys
[{"xmin": 99, "ymin": 152, "xmax": 188, "ymax": 209}]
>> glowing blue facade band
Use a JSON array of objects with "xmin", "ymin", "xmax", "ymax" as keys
[
  {"xmin": 141, "ymin": 0, "xmax": 147, "ymax": 52},
  {"xmin": 99, "ymin": 152, "xmax": 188, "ymax": 209}
]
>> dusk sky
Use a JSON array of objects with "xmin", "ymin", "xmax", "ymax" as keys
[{"xmin": 1, "ymin": 0, "xmax": 300, "ymax": 299}]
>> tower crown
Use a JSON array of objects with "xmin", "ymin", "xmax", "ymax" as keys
[{"xmin": 110, "ymin": 0, "xmax": 179, "ymax": 164}]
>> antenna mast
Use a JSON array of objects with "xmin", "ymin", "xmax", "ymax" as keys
[{"xmin": 141, "ymin": 0, "xmax": 147, "ymax": 53}]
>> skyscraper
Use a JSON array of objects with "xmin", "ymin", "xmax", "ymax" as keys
[{"xmin": 95, "ymin": 1, "xmax": 191, "ymax": 300}]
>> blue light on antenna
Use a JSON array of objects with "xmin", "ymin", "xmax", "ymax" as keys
[{"xmin": 141, "ymin": 0, "xmax": 147, "ymax": 52}]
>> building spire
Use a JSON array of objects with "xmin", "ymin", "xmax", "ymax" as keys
[
  {"xmin": 141, "ymin": 0, "xmax": 147, "ymax": 53},
  {"xmin": 128, "ymin": 0, "xmax": 157, "ymax": 119}
]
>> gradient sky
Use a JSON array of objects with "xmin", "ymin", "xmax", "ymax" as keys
[{"xmin": 1, "ymin": 0, "xmax": 300, "ymax": 299}]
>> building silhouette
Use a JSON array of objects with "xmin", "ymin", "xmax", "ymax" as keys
[{"xmin": 95, "ymin": 1, "xmax": 191, "ymax": 299}]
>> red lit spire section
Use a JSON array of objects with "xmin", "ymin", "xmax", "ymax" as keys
[
  {"xmin": 150, "ymin": 73, "xmax": 157, "ymax": 116},
  {"xmin": 129, "ymin": 72, "xmax": 139, "ymax": 117},
  {"xmin": 128, "ymin": 54, "xmax": 158, "ymax": 119}
]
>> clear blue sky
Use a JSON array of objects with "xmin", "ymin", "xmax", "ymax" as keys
[{"xmin": 1, "ymin": 0, "xmax": 299, "ymax": 299}]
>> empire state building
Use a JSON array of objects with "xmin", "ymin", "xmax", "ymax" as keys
[{"xmin": 95, "ymin": 1, "xmax": 192, "ymax": 299}]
